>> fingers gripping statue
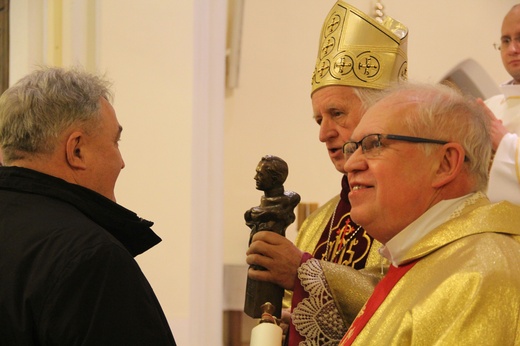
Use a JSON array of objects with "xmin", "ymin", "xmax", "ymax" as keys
[{"xmin": 244, "ymin": 155, "xmax": 300, "ymax": 318}]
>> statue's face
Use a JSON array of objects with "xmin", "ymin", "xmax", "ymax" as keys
[{"xmin": 254, "ymin": 162, "xmax": 277, "ymax": 191}]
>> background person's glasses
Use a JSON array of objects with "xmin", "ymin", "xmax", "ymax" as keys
[
  {"xmin": 494, "ymin": 36, "xmax": 520, "ymax": 51},
  {"xmin": 342, "ymin": 133, "xmax": 448, "ymax": 159}
]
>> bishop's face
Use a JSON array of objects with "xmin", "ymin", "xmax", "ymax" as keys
[{"xmin": 311, "ymin": 85, "xmax": 365, "ymax": 174}]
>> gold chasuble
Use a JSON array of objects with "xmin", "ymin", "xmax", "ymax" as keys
[
  {"xmin": 341, "ymin": 195, "xmax": 520, "ymax": 345},
  {"xmin": 294, "ymin": 193, "xmax": 385, "ymax": 323}
]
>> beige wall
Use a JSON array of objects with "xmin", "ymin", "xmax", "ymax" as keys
[
  {"xmin": 224, "ymin": 0, "xmax": 517, "ymax": 267},
  {"xmin": 9, "ymin": 0, "xmax": 224, "ymax": 345}
]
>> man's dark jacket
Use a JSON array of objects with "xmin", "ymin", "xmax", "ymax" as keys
[{"xmin": 0, "ymin": 166, "xmax": 176, "ymax": 345}]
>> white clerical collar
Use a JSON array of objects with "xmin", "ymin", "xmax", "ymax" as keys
[
  {"xmin": 379, "ymin": 193, "xmax": 475, "ymax": 266},
  {"xmin": 500, "ymin": 81, "xmax": 520, "ymax": 99}
]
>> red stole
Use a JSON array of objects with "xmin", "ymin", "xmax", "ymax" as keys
[
  {"xmin": 340, "ymin": 260, "xmax": 419, "ymax": 346},
  {"xmin": 288, "ymin": 252, "xmax": 313, "ymax": 346}
]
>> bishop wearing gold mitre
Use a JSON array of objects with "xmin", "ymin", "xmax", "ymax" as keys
[{"xmin": 285, "ymin": 1, "xmax": 408, "ymax": 345}]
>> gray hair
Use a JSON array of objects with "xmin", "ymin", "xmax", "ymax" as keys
[
  {"xmin": 0, "ymin": 66, "xmax": 113, "ymax": 163},
  {"xmin": 352, "ymin": 87, "xmax": 384, "ymax": 112},
  {"xmin": 377, "ymin": 83, "xmax": 491, "ymax": 191}
]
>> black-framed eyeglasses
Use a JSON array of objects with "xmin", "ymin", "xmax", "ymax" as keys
[{"xmin": 342, "ymin": 133, "xmax": 448, "ymax": 159}]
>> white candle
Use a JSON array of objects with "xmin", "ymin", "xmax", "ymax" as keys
[{"xmin": 250, "ymin": 322, "xmax": 283, "ymax": 346}]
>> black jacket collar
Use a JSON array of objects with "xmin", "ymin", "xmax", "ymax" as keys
[{"xmin": 0, "ymin": 166, "xmax": 162, "ymax": 257}]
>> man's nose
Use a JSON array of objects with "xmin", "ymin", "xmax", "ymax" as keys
[
  {"xmin": 506, "ymin": 39, "xmax": 520, "ymax": 53},
  {"xmin": 319, "ymin": 117, "xmax": 338, "ymax": 142},
  {"xmin": 343, "ymin": 146, "xmax": 365, "ymax": 173}
]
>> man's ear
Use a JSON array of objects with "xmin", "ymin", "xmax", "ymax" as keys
[
  {"xmin": 432, "ymin": 143, "xmax": 466, "ymax": 188},
  {"xmin": 65, "ymin": 131, "xmax": 87, "ymax": 169}
]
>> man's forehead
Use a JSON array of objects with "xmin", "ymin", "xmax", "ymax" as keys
[
  {"xmin": 502, "ymin": 24, "xmax": 520, "ymax": 37},
  {"xmin": 368, "ymin": 93, "xmax": 416, "ymax": 115},
  {"xmin": 502, "ymin": 8, "xmax": 520, "ymax": 35},
  {"xmin": 352, "ymin": 95, "xmax": 413, "ymax": 136},
  {"xmin": 351, "ymin": 110, "xmax": 385, "ymax": 139}
]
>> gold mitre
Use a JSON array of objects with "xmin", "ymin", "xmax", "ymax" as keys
[{"xmin": 311, "ymin": 1, "xmax": 408, "ymax": 94}]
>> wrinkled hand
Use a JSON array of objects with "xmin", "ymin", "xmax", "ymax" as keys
[
  {"xmin": 476, "ymin": 98, "xmax": 508, "ymax": 151},
  {"xmin": 246, "ymin": 231, "xmax": 303, "ymax": 290}
]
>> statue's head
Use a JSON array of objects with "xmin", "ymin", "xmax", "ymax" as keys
[{"xmin": 254, "ymin": 155, "xmax": 288, "ymax": 191}]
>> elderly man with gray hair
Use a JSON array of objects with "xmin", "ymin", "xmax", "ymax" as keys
[
  {"xmin": 340, "ymin": 82, "xmax": 520, "ymax": 345},
  {"xmin": 0, "ymin": 67, "xmax": 176, "ymax": 345}
]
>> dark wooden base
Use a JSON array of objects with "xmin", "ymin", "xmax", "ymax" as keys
[{"xmin": 244, "ymin": 276, "xmax": 284, "ymax": 319}]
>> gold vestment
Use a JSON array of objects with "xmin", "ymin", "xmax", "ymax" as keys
[
  {"xmin": 296, "ymin": 195, "xmax": 384, "ymax": 323},
  {"xmin": 347, "ymin": 196, "xmax": 520, "ymax": 345}
]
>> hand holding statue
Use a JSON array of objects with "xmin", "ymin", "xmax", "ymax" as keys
[{"xmin": 246, "ymin": 231, "xmax": 303, "ymax": 290}]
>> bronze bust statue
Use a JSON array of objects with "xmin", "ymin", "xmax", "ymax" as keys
[
  {"xmin": 245, "ymin": 154, "xmax": 300, "ymax": 245},
  {"xmin": 244, "ymin": 155, "xmax": 300, "ymax": 318}
]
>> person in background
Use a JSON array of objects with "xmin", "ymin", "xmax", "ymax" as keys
[
  {"xmin": 339, "ymin": 82, "xmax": 520, "ymax": 345},
  {"xmin": 0, "ymin": 67, "xmax": 176, "ymax": 345},
  {"xmin": 246, "ymin": 1, "xmax": 408, "ymax": 344},
  {"xmin": 483, "ymin": 4, "xmax": 520, "ymax": 204}
]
